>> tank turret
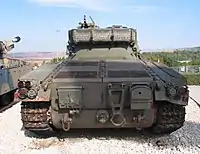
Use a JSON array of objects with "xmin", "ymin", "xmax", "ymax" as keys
[
  {"xmin": 0, "ymin": 36, "xmax": 21, "ymax": 56},
  {"xmin": 67, "ymin": 15, "xmax": 139, "ymax": 57}
]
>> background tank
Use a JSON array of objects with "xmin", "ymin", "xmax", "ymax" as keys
[
  {"xmin": 0, "ymin": 36, "xmax": 33, "ymax": 106},
  {"xmin": 14, "ymin": 16, "xmax": 189, "ymax": 136}
]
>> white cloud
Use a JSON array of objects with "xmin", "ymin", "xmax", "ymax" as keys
[
  {"xmin": 29, "ymin": 0, "xmax": 111, "ymax": 12},
  {"xmin": 29, "ymin": 0, "xmax": 159, "ymax": 13},
  {"xmin": 125, "ymin": 5, "xmax": 158, "ymax": 13}
]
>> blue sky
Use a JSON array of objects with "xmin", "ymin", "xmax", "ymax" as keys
[{"xmin": 0, "ymin": 0, "xmax": 200, "ymax": 53}]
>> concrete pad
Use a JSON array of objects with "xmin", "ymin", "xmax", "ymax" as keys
[{"xmin": 188, "ymin": 85, "xmax": 200, "ymax": 104}]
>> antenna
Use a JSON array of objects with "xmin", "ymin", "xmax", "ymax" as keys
[
  {"xmin": 84, "ymin": 15, "xmax": 87, "ymax": 25},
  {"xmin": 77, "ymin": 15, "xmax": 99, "ymax": 29},
  {"xmin": 82, "ymin": 15, "xmax": 89, "ymax": 28},
  {"xmin": 89, "ymin": 16, "xmax": 95, "ymax": 28},
  {"xmin": 89, "ymin": 16, "xmax": 95, "ymax": 24}
]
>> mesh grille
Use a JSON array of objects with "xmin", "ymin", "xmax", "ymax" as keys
[
  {"xmin": 92, "ymin": 29, "xmax": 112, "ymax": 41},
  {"xmin": 71, "ymin": 28, "xmax": 134, "ymax": 43},
  {"xmin": 113, "ymin": 29, "xmax": 132, "ymax": 41},
  {"xmin": 72, "ymin": 29, "xmax": 91, "ymax": 42}
]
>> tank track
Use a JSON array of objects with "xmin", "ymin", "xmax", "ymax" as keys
[
  {"xmin": 21, "ymin": 101, "xmax": 54, "ymax": 136},
  {"xmin": 149, "ymin": 102, "xmax": 186, "ymax": 134},
  {"xmin": 21, "ymin": 101, "xmax": 185, "ymax": 136}
]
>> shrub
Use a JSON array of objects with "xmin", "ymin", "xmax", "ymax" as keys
[{"xmin": 183, "ymin": 73, "xmax": 200, "ymax": 85}]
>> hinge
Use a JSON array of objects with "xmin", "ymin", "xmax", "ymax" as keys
[{"xmin": 98, "ymin": 60, "xmax": 107, "ymax": 78}]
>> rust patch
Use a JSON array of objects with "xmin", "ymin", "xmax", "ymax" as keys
[
  {"xmin": 21, "ymin": 113, "xmax": 47, "ymax": 122},
  {"xmin": 21, "ymin": 108, "xmax": 48, "ymax": 114},
  {"xmin": 21, "ymin": 102, "xmax": 52, "ymax": 131},
  {"xmin": 35, "ymin": 96, "xmax": 50, "ymax": 101}
]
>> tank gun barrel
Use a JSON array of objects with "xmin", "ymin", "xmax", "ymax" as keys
[{"xmin": 0, "ymin": 36, "xmax": 21, "ymax": 55}]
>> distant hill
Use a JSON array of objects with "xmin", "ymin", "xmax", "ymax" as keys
[
  {"xmin": 178, "ymin": 47, "xmax": 200, "ymax": 52},
  {"xmin": 141, "ymin": 46, "xmax": 200, "ymax": 53},
  {"xmin": 6, "ymin": 51, "xmax": 66, "ymax": 60},
  {"xmin": 5, "ymin": 45, "xmax": 200, "ymax": 60}
]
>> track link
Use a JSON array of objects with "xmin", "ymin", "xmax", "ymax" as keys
[
  {"xmin": 21, "ymin": 101, "xmax": 186, "ymax": 136},
  {"xmin": 150, "ymin": 102, "xmax": 186, "ymax": 134},
  {"xmin": 21, "ymin": 101, "xmax": 53, "ymax": 136}
]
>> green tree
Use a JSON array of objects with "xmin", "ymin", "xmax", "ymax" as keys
[
  {"xmin": 50, "ymin": 56, "xmax": 66, "ymax": 63},
  {"xmin": 141, "ymin": 50, "xmax": 200, "ymax": 67}
]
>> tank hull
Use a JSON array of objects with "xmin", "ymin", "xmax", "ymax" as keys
[
  {"xmin": 51, "ymin": 75, "xmax": 155, "ymax": 129},
  {"xmin": 14, "ymin": 19, "xmax": 189, "ymax": 136},
  {"xmin": 0, "ymin": 65, "xmax": 33, "ymax": 106},
  {"xmin": 17, "ymin": 60, "xmax": 188, "ymax": 135},
  {"xmin": 51, "ymin": 109, "xmax": 155, "ymax": 129}
]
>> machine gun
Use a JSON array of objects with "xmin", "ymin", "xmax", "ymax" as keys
[
  {"xmin": 67, "ymin": 15, "xmax": 141, "ymax": 58},
  {"xmin": 77, "ymin": 15, "xmax": 99, "ymax": 29},
  {"xmin": 0, "ymin": 36, "xmax": 21, "ymax": 57}
]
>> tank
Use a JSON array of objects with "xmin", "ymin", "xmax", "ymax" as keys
[
  {"xmin": 0, "ymin": 36, "xmax": 33, "ymax": 106},
  {"xmin": 14, "ymin": 16, "xmax": 189, "ymax": 136}
]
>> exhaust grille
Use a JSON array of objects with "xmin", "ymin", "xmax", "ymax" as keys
[
  {"xmin": 108, "ymin": 70, "xmax": 150, "ymax": 78},
  {"xmin": 66, "ymin": 61, "xmax": 99, "ymax": 66},
  {"xmin": 55, "ymin": 71, "xmax": 98, "ymax": 78}
]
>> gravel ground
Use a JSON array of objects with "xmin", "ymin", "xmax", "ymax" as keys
[{"xmin": 0, "ymin": 85, "xmax": 200, "ymax": 154}]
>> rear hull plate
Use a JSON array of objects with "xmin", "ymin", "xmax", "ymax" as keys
[{"xmin": 51, "ymin": 108, "xmax": 155, "ymax": 129}]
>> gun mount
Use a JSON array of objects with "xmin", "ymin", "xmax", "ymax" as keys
[
  {"xmin": 0, "ymin": 36, "xmax": 21, "ymax": 56},
  {"xmin": 77, "ymin": 15, "xmax": 99, "ymax": 29}
]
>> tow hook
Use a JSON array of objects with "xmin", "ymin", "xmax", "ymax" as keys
[
  {"xmin": 107, "ymin": 83, "xmax": 127, "ymax": 127},
  {"xmin": 61, "ymin": 113, "xmax": 72, "ymax": 131},
  {"xmin": 110, "ymin": 112, "xmax": 126, "ymax": 127}
]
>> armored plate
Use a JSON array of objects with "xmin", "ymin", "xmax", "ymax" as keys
[{"xmin": 0, "ymin": 66, "xmax": 32, "ymax": 95}]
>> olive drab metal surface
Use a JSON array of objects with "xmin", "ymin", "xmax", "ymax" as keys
[
  {"xmin": 0, "ymin": 36, "xmax": 33, "ymax": 106},
  {"xmin": 15, "ymin": 16, "xmax": 189, "ymax": 136}
]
